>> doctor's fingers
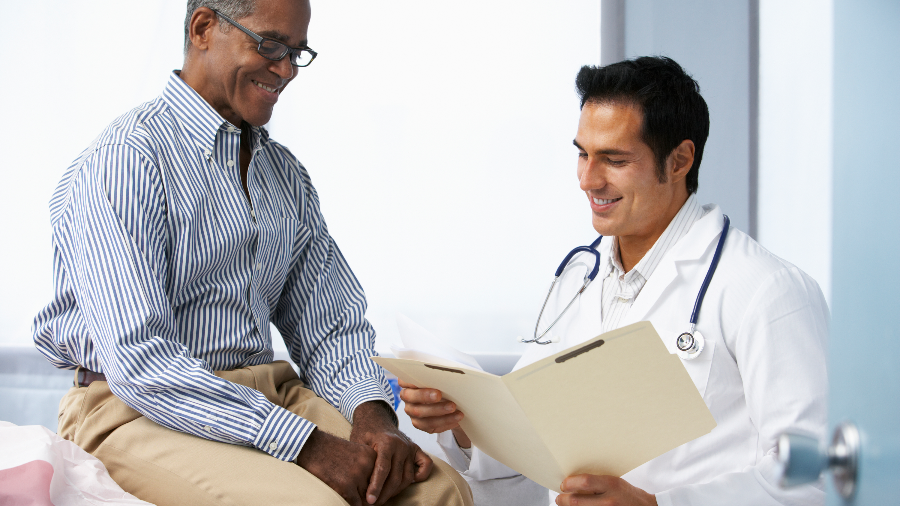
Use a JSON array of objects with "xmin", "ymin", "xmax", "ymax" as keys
[
  {"xmin": 407, "ymin": 410, "xmax": 464, "ymax": 434},
  {"xmin": 399, "ymin": 385, "xmax": 446, "ymax": 404},
  {"xmin": 557, "ymin": 475, "xmax": 657, "ymax": 506},
  {"xmin": 560, "ymin": 474, "xmax": 616, "ymax": 494},
  {"xmin": 556, "ymin": 491, "xmax": 656, "ymax": 506},
  {"xmin": 403, "ymin": 395, "xmax": 459, "ymax": 418}
]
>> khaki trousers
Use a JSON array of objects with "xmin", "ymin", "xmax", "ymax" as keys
[{"xmin": 57, "ymin": 361, "xmax": 472, "ymax": 506}]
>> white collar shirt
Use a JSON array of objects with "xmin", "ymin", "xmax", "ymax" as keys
[{"xmin": 600, "ymin": 194, "xmax": 703, "ymax": 333}]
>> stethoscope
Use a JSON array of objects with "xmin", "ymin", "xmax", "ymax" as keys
[{"xmin": 519, "ymin": 215, "xmax": 730, "ymax": 361}]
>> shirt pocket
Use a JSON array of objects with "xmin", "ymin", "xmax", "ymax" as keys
[
  {"xmin": 679, "ymin": 337, "xmax": 716, "ymax": 398},
  {"xmin": 258, "ymin": 218, "xmax": 311, "ymax": 307}
]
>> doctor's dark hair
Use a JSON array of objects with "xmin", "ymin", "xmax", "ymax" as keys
[{"xmin": 575, "ymin": 56, "xmax": 709, "ymax": 195}]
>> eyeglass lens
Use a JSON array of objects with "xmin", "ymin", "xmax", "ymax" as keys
[{"xmin": 258, "ymin": 40, "xmax": 314, "ymax": 67}]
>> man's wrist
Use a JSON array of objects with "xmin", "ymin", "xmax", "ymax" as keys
[
  {"xmin": 255, "ymin": 403, "xmax": 315, "ymax": 461},
  {"xmin": 353, "ymin": 400, "xmax": 398, "ymax": 428}
]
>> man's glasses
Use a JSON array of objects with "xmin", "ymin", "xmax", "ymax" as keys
[{"xmin": 212, "ymin": 9, "xmax": 317, "ymax": 67}]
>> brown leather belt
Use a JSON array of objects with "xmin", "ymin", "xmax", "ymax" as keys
[{"xmin": 74, "ymin": 367, "xmax": 107, "ymax": 387}]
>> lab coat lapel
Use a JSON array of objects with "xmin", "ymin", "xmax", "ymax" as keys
[
  {"xmin": 576, "ymin": 237, "xmax": 612, "ymax": 340},
  {"xmin": 619, "ymin": 206, "xmax": 726, "ymax": 327},
  {"xmin": 563, "ymin": 237, "xmax": 611, "ymax": 345}
]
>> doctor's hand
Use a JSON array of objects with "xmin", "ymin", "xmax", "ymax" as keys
[
  {"xmin": 398, "ymin": 379, "xmax": 471, "ymax": 448},
  {"xmin": 556, "ymin": 475, "xmax": 658, "ymax": 506}
]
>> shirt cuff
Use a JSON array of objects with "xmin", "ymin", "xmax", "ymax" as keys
[
  {"xmin": 339, "ymin": 376, "xmax": 396, "ymax": 425},
  {"xmin": 253, "ymin": 404, "xmax": 317, "ymax": 462},
  {"xmin": 655, "ymin": 491, "xmax": 673, "ymax": 506},
  {"xmin": 436, "ymin": 430, "xmax": 472, "ymax": 472}
]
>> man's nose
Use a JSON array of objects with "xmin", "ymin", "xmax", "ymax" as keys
[
  {"xmin": 271, "ymin": 56, "xmax": 295, "ymax": 80},
  {"xmin": 579, "ymin": 159, "xmax": 606, "ymax": 191}
]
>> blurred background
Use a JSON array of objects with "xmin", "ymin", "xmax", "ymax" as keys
[{"xmin": 0, "ymin": 0, "xmax": 831, "ymax": 355}]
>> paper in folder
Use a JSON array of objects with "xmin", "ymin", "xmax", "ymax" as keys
[{"xmin": 372, "ymin": 321, "xmax": 716, "ymax": 492}]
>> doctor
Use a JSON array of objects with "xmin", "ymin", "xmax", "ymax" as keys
[{"xmin": 400, "ymin": 56, "xmax": 829, "ymax": 506}]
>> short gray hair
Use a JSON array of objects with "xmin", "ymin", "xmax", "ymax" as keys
[{"xmin": 184, "ymin": 0, "xmax": 257, "ymax": 55}]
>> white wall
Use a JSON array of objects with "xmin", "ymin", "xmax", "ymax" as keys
[
  {"xmin": 0, "ymin": 1, "xmax": 600, "ymax": 354},
  {"xmin": 608, "ymin": 0, "xmax": 834, "ymax": 304},
  {"xmin": 623, "ymin": 0, "xmax": 754, "ymax": 236},
  {"xmin": 0, "ymin": 0, "xmax": 835, "ymax": 357},
  {"xmin": 757, "ymin": 0, "xmax": 833, "ymax": 303},
  {"xmin": 0, "ymin": 0, "xmax": 186, "ymax": 346}
]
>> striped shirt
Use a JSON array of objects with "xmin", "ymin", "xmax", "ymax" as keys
[
  {"xmin": 600, "ymin": 194, "xmax": 704, "ymax": 333},
  {"xmin": 31, "ymin": 72, "xmax": 392, "ymax": 462}
]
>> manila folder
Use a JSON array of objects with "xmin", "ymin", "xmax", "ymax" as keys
[{"xmin": 371, "ymin": 321, "xmax": 716, "ymax": 492}]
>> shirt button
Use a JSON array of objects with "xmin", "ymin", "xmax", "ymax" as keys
[
  {"xmin": 255, "ymin": 263, "xmax": 262, "ymax": 271},
  {"xmin": 250, "ymin": 210, "xmax": 256, "ymax": 221},
  {"xmin": 204, "ymin": 425, "xmax": 211, "ymax": 432},
  {"xmin": 227, "ymin": 126, "xmax": 236, "ymax": 133},
  {"xmin": 269, "ymin": 441, "xmax": 278, "ymax": 451},
  {"xmin": 203, "ymin": 150, "xmax": 211, "ymax": 159},
  {"xmin": 227, "ymin": 159, "xmax": 235, "ymax": 167}
]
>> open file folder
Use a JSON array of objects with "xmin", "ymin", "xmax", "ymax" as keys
[{"xmin": 372, "ymin": 321, "xmax": 717, "ymax": 492}]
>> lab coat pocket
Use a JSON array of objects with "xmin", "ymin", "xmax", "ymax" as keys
[{"xmin": 679, "ymin": 338, "xmax": 716, "ymax": 398}]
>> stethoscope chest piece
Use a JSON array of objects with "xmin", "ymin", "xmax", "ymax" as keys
[{"xmin": 676, "ymin": 330, "xmax": 705, "ymax": 360}]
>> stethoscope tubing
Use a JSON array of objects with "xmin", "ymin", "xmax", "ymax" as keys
[
  {"xmin": 689, "ymin": 215, "xmax": 730, "ymax": 327},
  {"xmin": 529, "ymin": 236, "xmax": 604, "ymax": 344},
  {"xmin": 528, "ymin": 215, "xmax": 730, "ymax": 348}
]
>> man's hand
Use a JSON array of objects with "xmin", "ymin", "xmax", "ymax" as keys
[
  {"xmin": 296, "ymin": 429, "xmax": 377, "ymax": 506},
  {"xmin": 350, "ymin": 400, "xmax": 433, "ymax": 505},
  {"xmin": 398, "ymin": 379, "xmax": 471, "ymax": 448},
  {"xmin": 556, "ymin": 475, "xmax": 658, "ymax": 506}
]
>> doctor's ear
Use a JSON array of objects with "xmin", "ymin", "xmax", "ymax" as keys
[{"xmin": 666, "ymin": 139, "xmax": 695, "ymax": 184}]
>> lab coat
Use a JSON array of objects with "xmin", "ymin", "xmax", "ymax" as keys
[{"xmin": 438, "ymin": 204, "xmax": 828, "ymax": 506}]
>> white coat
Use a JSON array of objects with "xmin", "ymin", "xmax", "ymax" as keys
[{"xmin": 438, "ymin": 204, "xmax": 829, "ymax": 506}]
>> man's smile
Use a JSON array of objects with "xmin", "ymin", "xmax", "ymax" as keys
[
  {"xmin": 252, "ymin": 79, "xmax": 281, "ymax": 94},
  {"xmin": 588, "ymin": 193, "xmax": 623, "ymax": 213}
]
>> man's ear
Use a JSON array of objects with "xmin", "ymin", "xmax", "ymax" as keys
[
  {"xmin": 667, "ymin": 139, "xmax": 695, "ymax": 184},
  {"xmin": 188, "ymin": 7, "xmax": 219, "ymax": 52}
]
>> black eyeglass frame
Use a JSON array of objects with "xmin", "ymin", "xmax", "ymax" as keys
[{"xmin": 211, "ymin": 9, "xmax": 317, "ymax": 67}]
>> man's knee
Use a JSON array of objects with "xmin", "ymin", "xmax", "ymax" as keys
[
  {"xmin": 94, "ymin": 417, "xmax": 352, "ymax": 506},
  {"xmin": 394, "ymin": 455, "xmax": 473, "ymax": 506}
]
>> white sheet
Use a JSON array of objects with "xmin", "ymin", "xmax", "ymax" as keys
[{"xmin": 0, "ymin": 421, "xmax": 153, "ymax": 505}]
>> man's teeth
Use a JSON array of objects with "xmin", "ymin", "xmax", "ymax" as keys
[
  {"xmin": 593, "ymin": 197, "xmax": 619, "ymax": 205},
  {"xmin": 255, "ymin": 81, "xmax": 276, "ymax": 93}
]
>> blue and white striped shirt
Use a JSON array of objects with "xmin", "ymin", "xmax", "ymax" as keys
[{"xmin": 32, "ymin": 72, "xmax": 393, "ymax": 462}]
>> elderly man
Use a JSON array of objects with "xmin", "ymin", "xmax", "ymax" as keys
[
  {"xmin": 32, "ymin": 1, "xmax": 471, "ymax": 505},
  {"xmin": 401, "ymin": 56, "xmax": 829, "ymax": 506}
]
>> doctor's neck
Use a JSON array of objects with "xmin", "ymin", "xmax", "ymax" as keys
[
  {"xmin": 613, "ymin": 193, "xmax": 689, "ymax": 273},
  {"xmin": 616, "ymin": 236, "xmax": 659, "ymax": 274}
]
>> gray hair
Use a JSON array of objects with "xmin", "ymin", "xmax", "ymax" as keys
[{"xmin": 184, "ymin": 0, "xmax": 256, "ymax": 55}]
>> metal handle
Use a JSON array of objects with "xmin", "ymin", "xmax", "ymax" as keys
[{"xmin": 777, "ymin": 421, "xmax": 860, "ymax": 499}]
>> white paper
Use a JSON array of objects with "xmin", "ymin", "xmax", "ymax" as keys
[
  {"xmin": 388, "ymin": 345, "xmax": 482, "ymax": 371},
  {"xmin": 394, "ymin": 313, "xmax": 483, "ymax": 371}
]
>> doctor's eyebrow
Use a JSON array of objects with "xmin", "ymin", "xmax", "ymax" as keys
[{"xmin": 572, "ymin": 139, "xmax": 631, "ymax": 156}]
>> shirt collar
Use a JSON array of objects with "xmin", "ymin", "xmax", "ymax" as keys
[
  {"xmin": 607, "ymin": 193, "xmax": 702, "ymax": 282},
  {"xmin": 249, "ymin": 123, "xmax": 270, "ymax": 152},
  {"xmin": 161, "ymin": 71, "xmax": 234, "ymax": 154}
]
